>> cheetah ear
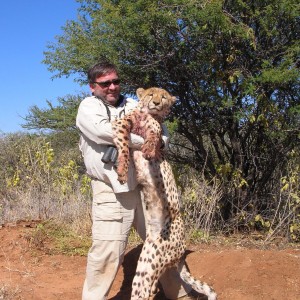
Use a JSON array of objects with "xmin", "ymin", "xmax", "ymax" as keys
[{"xmin": 136, "ymin": 88, "xmax": 145, "ymax": 100}]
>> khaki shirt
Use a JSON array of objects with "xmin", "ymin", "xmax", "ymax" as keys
[{"xmin": 76, "ymin": 95, "xmax": 169, "ymax": 193}]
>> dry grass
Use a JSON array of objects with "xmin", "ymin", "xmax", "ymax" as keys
[{"xmin": 0, "ymin": 284, "xmax": 23, "ymax": 300}]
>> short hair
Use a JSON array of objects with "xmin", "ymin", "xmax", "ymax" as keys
[{"xmin": 87, "ymin": 62, "xmax": 119, "ymax": 83}]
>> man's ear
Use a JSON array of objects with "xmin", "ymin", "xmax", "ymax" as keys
[
  {"xmin": 89, "ymin": 82, "xmax": 96, "ymax": 91},
  {"xmin": 136, "ymin": 88, "xmax": 145, "ymax": 100}
]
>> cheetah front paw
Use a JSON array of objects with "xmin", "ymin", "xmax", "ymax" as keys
[
  {"xmin": 114, "ymin": 156, "xmax": 130, "ymax": 184},
  {"xmin": 116, "ymin": 166, "xmax": 128, "ymax": 184},
  {"xmin": 141, "ymin": 143, "xmax": 156, "ymax": 159},
  {"xmin": 117, "ymin": 173, "xmax": 128, "ymax": 184}
]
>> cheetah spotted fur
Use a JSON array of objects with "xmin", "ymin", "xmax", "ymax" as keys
[{"xmin": 112, "ymin": 87, "xmax": 217, "ymax": 300}]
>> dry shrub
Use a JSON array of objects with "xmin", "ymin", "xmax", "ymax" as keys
[
  {"xmin": 177, "ymin": 167, "xmax": 223, "ymax": 240},
  {"xmin": 0, "ymin": 133, "xmax": 92, "ymax": 238},
  {"xmin": 0, "ymin": 284, "xmax": 22, "ymax": 300},
  {"xmin": 1, "ymin": 132, "xmax": 299, "ymax": 243},
  {"xmin": 264, "ymin": 154, "xmax": 300, "ymax": 242}
]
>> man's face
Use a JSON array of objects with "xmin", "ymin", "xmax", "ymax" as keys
[{"xmin": 89, "ymin": 71, "xmax": 121, "ymax": 106}]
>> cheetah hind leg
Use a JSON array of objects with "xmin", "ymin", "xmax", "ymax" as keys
[
  {"xmin": 131, "ymin": 250, "xmax": 217, "ymax": 300},
  {"xmin": 131, "ymin": 268, "xmax": 160, "ymax": 300},
  {"xmin": 131, "ymin": 245, "xmax": 163, "ymax": 300}
]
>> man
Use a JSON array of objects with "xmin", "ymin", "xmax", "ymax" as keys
[{"xmin": 76, "ymin": 62, "xmax": 196, "ymax": 300}]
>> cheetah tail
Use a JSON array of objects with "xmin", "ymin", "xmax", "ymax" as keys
[{"xmin": 179, "ymin": 263, "xmax": 217, "ymax": 300}]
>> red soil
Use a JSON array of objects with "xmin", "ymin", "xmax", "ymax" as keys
[{"xmin": 0, "ymin": 223, "xmax": 299, "ymax": 300}]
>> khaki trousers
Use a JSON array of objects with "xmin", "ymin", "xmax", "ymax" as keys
[{"xmin": 82, "ymin": 179, "xmax": 191, "ymax": 300}]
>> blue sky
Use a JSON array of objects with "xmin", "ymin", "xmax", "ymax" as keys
[{"xmin": 0, "ymin": 0, "xmax": 89, "ymax": 133}]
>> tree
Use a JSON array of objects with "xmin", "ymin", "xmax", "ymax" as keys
[
  {"xmin": 22, "ymin": 93, "xmax": 89, "ymax": 147},
  {"xmin": 42, "ymin": 0, "xmax": 299, "ymax": 225},
  {"xmin": 23, "ymin": 94, "xmax": 86, "ymax": 132}
]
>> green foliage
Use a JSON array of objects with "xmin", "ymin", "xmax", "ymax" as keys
[
  {"xmin": 27, "ymin": 221, "xmax": 91, "ymax": 256},
  {"xmin": 14, "ymin": 0, "xmax": 300, "ymax": 241},
  {"xmin": 164, "ymin": 119, "xmax": 179, "ymax": 136},
  {"xmin": 22, "ymin": 93, "xmax": 87, "ymax": 135},
  {"xmin": 43, "ymin": 0, "xmax": 299, "ymax": 177},
  {"xmin": 188, "ymin": 229, "xmax": 209, "ymax": 243}
]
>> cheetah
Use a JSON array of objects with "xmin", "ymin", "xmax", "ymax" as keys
[{"xmin": 112, "ymin": 87, "xmax": 217, "ymax": 300}]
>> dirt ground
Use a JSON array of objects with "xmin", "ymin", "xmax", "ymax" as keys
[{"xmin": 0, "ymin": 223, "xmax": 299, "ymax": 300}]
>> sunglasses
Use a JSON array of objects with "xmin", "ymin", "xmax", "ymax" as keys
[{"xmin": 93, "ymin": 79, "xmax": 121, "ymax": 88}]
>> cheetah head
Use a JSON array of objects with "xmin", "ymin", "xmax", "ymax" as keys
[{"xmin": 136, "ymin": 87, "xmax": 176, "ymax": 118}]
